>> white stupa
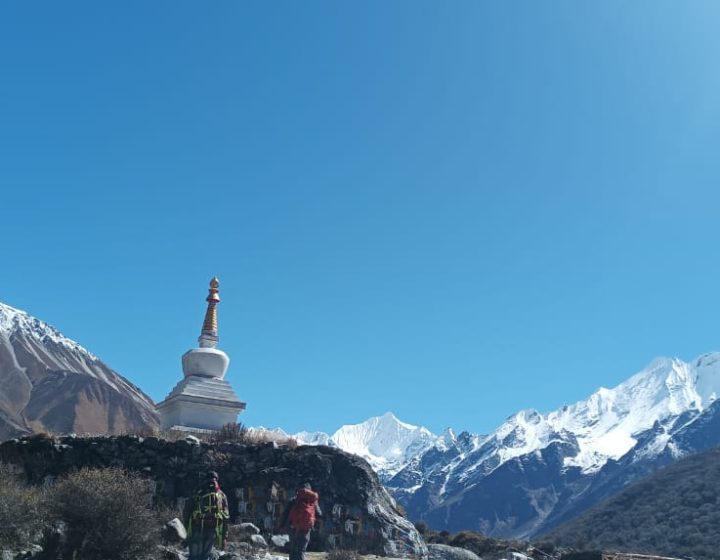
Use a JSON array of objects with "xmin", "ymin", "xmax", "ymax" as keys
[{"xmin": 157, "ymin": 278, "xmax": 246, "ymax": 431}]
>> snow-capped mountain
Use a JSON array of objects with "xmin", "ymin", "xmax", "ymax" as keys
[
  {"xmin": 298, "ymin": 353, "xmax": 720, "ymax": 539},
  {"xmin": 293, "ymin": 412, "xmax": 438, "ymax": 476},
  {"xmin": 0, "ymin": 302, "xmax": 158, "ymax": 439},
  {"xmin": 403, "ymin": 353, "xmax": 720, "ymax": 538}
]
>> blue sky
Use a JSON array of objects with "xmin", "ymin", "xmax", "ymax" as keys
[{"xmin": 2, "ymin": 2, "xmax": 720, "ymax": 435}]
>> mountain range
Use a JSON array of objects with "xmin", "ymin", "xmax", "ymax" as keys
[
  {"xmin": 291, "ymin": 355, "xmax": 720, "ymax": 538},
  {"xmin": 3, "ymin": 299, "xmax": 720, "ymax": 542}
]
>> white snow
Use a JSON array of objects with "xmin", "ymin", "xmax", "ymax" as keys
[{"xmin": 294, "ymin": 430, "xmax": 334, "ymax": 446}]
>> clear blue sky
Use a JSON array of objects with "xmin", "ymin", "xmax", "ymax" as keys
[{"xmin": 2, "ymin": 2, "xmax": 720, "ymax": 435}]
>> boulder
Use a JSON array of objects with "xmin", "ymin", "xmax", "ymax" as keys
[
  {"xmin": 428, "ymin": 544, "xmax": 483, "ymax": 560},
  {"xmin": 270, "ymin": 534, "xmax": 289, "ymax": 549},
  {"xmin": 237, "ymin": 522, "xmax": 260, "ymax": 535},
  {"xmin": 162, "ymin": 518, "xmax": 187, "ymax": 544},
  {"xmin": 250, "ymin": 534, "xmax": 268, "ymax": 548},
  {"xmin": 227, "ymin": 523, "xmax": 261, "ymax": 545}
]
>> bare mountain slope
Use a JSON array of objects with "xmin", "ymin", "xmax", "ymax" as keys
[{"xmin": 0, "ymin": 302, "xmax": 158, "ymax": 439}]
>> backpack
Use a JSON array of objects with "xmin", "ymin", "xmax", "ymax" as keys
[
  {"xmin": 289, "ymin": 489, "xmax": 318, "ymax": 531},
  {"xmin": 188, "ymin": 489, "xmax": 230, "ymax": 547},
  {"xmin": 191, "ymin": 490, "xmax": 227, "ymax": 522}
]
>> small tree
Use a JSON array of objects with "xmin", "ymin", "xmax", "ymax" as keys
[
  {"xmin": 0, "ymin": 463, "xmax": 43, "ymax": 550},
  {"xmin": 47, "ymin": 467, "xmax": 160, "ymax": 560}
]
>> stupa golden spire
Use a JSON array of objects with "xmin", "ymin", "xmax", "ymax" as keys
[{"xmin": 200, "ymin": 277, "xmax": 220, "ymax": 347}]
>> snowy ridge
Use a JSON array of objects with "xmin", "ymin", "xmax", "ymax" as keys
[
  {"xmin": 475, "ymin": 354, "xmax": 720, "ymax": 473},
  {"xmin": 0, "ymin": 302, "xmax": 99, "ymax": 362},
  {"xmin": 514, "ymin": 353, "xmax": 720, "ymax": 472}
]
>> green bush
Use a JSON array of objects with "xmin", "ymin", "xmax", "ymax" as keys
[
  {"xmin": 47, "ymin": 467, "xmax": 160, "ymax": 560},
  {"xmin": 0, "ymin": 463, "xmax": 44, "ymax": 550},
  {"xmin": 548, "ymin": 446, "xmax": 720, "ymax": 559}
]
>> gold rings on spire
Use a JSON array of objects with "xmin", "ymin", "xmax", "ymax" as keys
[{"xmin": 201, "ymin": 277, "xmax": 220, "ymax": 338}]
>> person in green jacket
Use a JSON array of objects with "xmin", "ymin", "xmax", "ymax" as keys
[{"xmin": 185, "ymin": 471, "xmax": 230, "ymax": 560}]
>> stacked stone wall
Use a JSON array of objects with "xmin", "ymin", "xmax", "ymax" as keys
[{"xmin": 0, "ymin": 435, "xmax": 427, "ymax": 557}]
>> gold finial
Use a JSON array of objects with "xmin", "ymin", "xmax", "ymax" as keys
[
  {"xmin": 207, "ymin": 277, "xmax": 220, "ymax": 304},
  {"xmin": 200, "ymin": 277, "xmax": 220, "ymax": 346}
]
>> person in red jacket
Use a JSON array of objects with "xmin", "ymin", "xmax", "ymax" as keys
[{"xmin": 282, "ymin": 483, "xmax": 322, "ymax": 560}]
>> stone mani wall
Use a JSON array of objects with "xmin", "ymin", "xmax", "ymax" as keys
[{"xmin": 0, "ymin": 435, "xmax": 427, "ymax": 557}]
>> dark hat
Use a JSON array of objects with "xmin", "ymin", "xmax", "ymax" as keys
[{"xmin": 207, "ymin": 470, "xmax": 219, "ymax": 481}]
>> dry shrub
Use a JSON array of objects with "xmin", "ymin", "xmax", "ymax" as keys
[
  {"xmin": 210, "ymin": 423, "xmax": 297, "ymax": 447},
  {"xmin": 47, "ymin": 467, "xmax": 160, "ymax": 560},
  {"xmin": 0, "ymin": 463, "xmax": 44, "ymax": 550},
  {"xmin": 328, "ymin": 549, "xmax": 362, "ymax": 560},
  {"xmin": 211, "ymin": 422, "xmax": 249, "ymax": 443}
]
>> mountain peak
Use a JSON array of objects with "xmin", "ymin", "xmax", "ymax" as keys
[
  {"xmin": 0, "ymin": 301, "xmax": 98, "ymax": 362},
  {"xmin": 292, "ymin": 412, "xmax": 437, "ymax": 476}
]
